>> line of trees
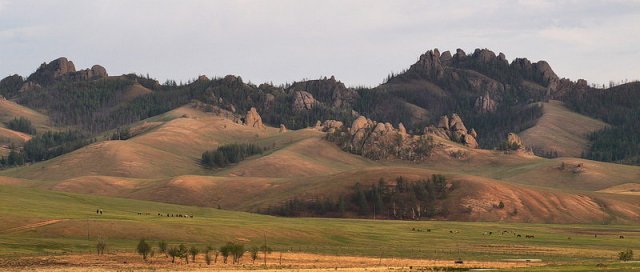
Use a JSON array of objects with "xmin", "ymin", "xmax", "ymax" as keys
[
  {"xmin": 262, "ymin": 175, "xmax": 452, "ymax": 220},
  {"xmin": 131, "ymin": 239, "xmax": 272, "ymax": 265},
  {"xmin": 201, "ymin": 143, "xmax": 266, "ymax": 168}
]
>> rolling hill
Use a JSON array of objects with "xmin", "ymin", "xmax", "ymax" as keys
[
  {"xmin": 519, "ymin": 100, "xmax": 608, "ymax": 157},
  {"xmin": 1, "ymin": 104, "xmax": 639, "ymax": 224}
]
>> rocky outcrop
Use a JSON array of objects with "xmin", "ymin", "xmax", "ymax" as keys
[
  {"xmin": 70, "ymin": 65, "xmax": 108, "ymax": 81},
  {"xmin": 474, "ymin": 92, "xmax": 498, "ymax": 113},
  {"xmin": 292, "ymin": 90, "xmax": 316, "ymax": 111},
  {"xmin": 288, "ymin": 76, "xmax": 359, "ymax": 108},
  {"xmin": 424, "ymin": 114, "xmax": 479, "ymax": 148},
  {"xmin": 244, "ymin": 107, "xmax": 265, "ymax": 130},
  {"xmin": 340, "ymin": 116, "xmax": 434, "ymax": 160},
  {"xmin": 398, "ymin": 123, "xmax": 407, "ymax": 136},
  {"xmin": 27, "ymin": 57, "xmax": 76, "ymax": 84},
  {"xmin": 321, "ymin": 120, "xmax": 344, "ymax": 133},
  {"xmin": 410, "ymin": 49, "xmax": 445, "ymax": 80},
  {"xmin": 19, "ymin": 81, "xmax": 41, "ymax": 92},
  {"xmin": 279, "ymin": 124, "xmax": 287, "ymax": 133},
  {"xmin": 506, "ymin": 133, "xmax": 525, "ymax": 150},
  {"xmin": 26, "ymin": 57, "xmax": 109, "ymax": 84},
  {"xmin": 510, "ymin": 58, "xmax": 559, "ymax": 90}
]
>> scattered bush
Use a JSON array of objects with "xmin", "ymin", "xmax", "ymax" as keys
[
  {"xmin": 619, "ymin": 249, "xmax": 633, "ymax": 261},
  {"xmin": 250, "ymin": 246, "xmax": 259, "ymax": 263},
  {"xmin": 220, "ymin": 242, "xmax": 245, "ymax": 264},
  {"xmin": 189, "ymin": 246, "xmax": 199, "ymax": 263},
  {"xmin": 136, "ymin": 239, "xmax": 151, "ymax": 260},
  {"xmin": 158, "ymin": 240, "xmax": 167, "ymax": 257},
  {"xmin": 96, "ymin": 240, "xmax": 106, "ymax": 255}
]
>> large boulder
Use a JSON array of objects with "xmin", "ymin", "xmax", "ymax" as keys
[
  {"xmin": 425, "ymin": 114, "xmax": 479, "ymax": 149},
  {"xmin": 71, "ymin": 65, "xmax": 108, "ymax": 80},
  {"xmin": 244, "ymin": 107, "xmax": 266, "ymax": 130},
  {"xmin": 506, "ymin": 133, "xmax": 525, "ymax": 150},
  {"xmin": 292, "ymin": 90, "xmax": 316, "ymax": 111},
  {"xmin": 321, "ymin": 120, "xmax": 344, "ymax": 133},
  {"xmin": 449, "ymin": 114, "xmax": 467, "ymax": 133}
]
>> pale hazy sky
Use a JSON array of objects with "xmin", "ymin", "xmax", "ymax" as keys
[{"xmin": 1, "ymin": 0, "xmax": 639, "ymax": 87}]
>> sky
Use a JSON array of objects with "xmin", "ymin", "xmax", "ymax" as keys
[{"xmin": 1, "ymin": 0, "xmax": 639, "ymax": 87}]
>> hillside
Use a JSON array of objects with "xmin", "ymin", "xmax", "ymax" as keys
[
  {"xmin": 519, "ymin": 100, "xmax": 607, "ymax": 157},
  {"xmin": 2, "ymin": 105, "xmax": 639, "ymax": 224}
]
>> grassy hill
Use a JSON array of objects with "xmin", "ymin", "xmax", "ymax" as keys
[
  {"xmin": 519, "ymin": 100, "xmax": 607, "ymax": 157},
  {"xmin": 2, "ymin": 107, "xmax": 639, "ymax": 224}
]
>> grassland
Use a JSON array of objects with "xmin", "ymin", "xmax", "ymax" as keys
[{"xmin": 0, "ymin": 184, "xmax": 639, "ymax": 271}]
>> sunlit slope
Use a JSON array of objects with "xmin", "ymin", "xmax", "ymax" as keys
[
  {"xmin": 519, "ymin": 100, "xmax": 607, "ymax": 157},
  {"xmin": 0, "ymin": 99, "xmax": 50, "ymax": 130}
]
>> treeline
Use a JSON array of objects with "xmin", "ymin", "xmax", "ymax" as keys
[
  {"xmin": 564, "ymin": 83, "xmax": 640, "ymax": 164},
  {"xmin": 262, "ymin": 175, "xmax": 452, "ymax": 220},
  {"xmin": 6, "ymin": 117, "xmax": 36, "ymax": 134},
  {"xmin": 0, "ymin": 130, "xmax": 93, "ymax": 167},
  {"xmin": 201, "ymin": 143, "xmax": 265, "ymax": 168}
]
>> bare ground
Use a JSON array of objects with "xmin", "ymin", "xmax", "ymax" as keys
[{"xmin": 0, "ymin": 252, "xmax": 542, "ymax": 272}]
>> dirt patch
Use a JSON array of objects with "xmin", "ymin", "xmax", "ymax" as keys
[
  {"xmin": 1, "ymin": 219, "xmax": 67, "ymax": 234},
  {"xmin": 0, "ymin": 252, "xmax": 542, "ymax": 271}
]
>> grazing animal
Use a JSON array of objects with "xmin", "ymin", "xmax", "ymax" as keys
[
  {"xmin": 517, "ymin": 234, "xmax": 521, "ymax": 238},
  {"xmin": 619, "ymin": 235, "xmax": 625, "ymax": 239},
  {"xmin": 525, "ymin": 235, "xmax": 534, "ymax": 238}
]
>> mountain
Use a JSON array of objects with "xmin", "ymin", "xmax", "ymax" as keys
[{"xmin": 0, "ymin": 49, "xmax": 639, "ymax": 224}]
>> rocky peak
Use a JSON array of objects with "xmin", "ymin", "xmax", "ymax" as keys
[
  {"xmin": 410, "ymin": 48, "xmax": 445, "ymax": 79},
  {"xmin": 244, "ymin": 107, "xmax": 265, "ymax": 130},
  {"xmin": 472, "ymin": 48, "xmax": 497, "ymax": 63},
  {"xmin": 497, "ymin": 52, "xmax": 508, "ymax": 66},
  {"xmin": 532, "ymin": 60, "xmax": 559, "ymax": 86},
  {"xmin": 27, "ymin": 57, "xmax": 76, "ymax": 84},
  {"xmin": 288, "ymin": 77, "xmax": 358, "ymax": 108},
  {"xmin": 454, "ymin": 48, "xmax": 467, "ymax": 61},
  {"xmin": 440, "ymin": 50, "xmax": 453, "ymax": 65},
  {"xmin": 510, "ymin": 58, "xmax": 559, "ymax": 89}
]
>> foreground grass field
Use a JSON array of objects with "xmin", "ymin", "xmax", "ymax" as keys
[{"xmin": 0, "ymin": 185, "xmax": 638, "ymax": 271}]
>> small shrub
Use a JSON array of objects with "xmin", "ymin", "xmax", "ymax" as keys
[
  {"xmin": 189, "ymin": 246, "xmax": 199, "ymax": 263},
  {"xmin": 168, "ymin": 246, "xmax": 179, "ymax": 263},
  {"xmin": 96, "ymin": 240, "xmax": 106, "ymax": 255},
  {"xmin": 158, "ymin": 240, "xmax": 168, "ymax": 257},
  {"xmin": 136, "ymin": 239, "xmax": 151, "ymax": 260},
  {"xmin": 498, "ymin": 201, "xmax": 505, "ymax": 209},
  {"xmin": 619, "ymin": 249, "xmax": 633, "ymax": 261},
  {"xmin": 250, "ymin": 246, "xmax": 259, "ymax": 263}
]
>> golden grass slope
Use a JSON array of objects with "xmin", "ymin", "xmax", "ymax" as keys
[
  {"xmin": 0, "ymin": 98, "xmax": 51, "ymax": 131},
  {"xmin": 519, "ymin": 100, "xmax": 607, "ymax": 157},
  {"xmin": 2, "ymin": 103, "xmax": 640, "ymax": 224}
]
